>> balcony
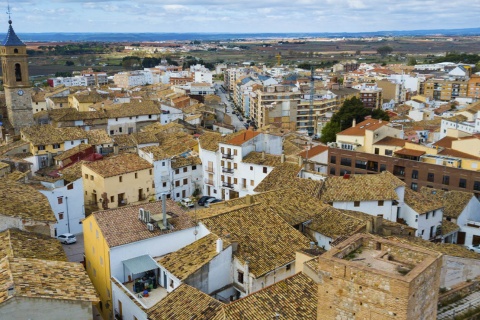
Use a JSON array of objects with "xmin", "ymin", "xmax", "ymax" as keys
[
  {"xmin": 204, "ymin": 178, "xmax": 214, "ymax": 186},
  {"xmin": 205, "ymin": 166, "xmax": 215, "ymax": 173},
  {"xmin": 222, "ymin": 153, "xmax": 234, "ymax": 160},
  {"xmin": 222, "ymin": 182, "xmax": 234, "ymax": 189},
  {"xmin": 222, "ymin": 167, "xmax": 234, "ymax": 174}
]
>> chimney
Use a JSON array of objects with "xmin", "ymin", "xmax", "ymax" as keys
[
  {"xmin": 298, "ymin": 156, "xmax": 303, "ymax": 167},
  {"xmin": 261, "ymin": 151, "xmax": 265, "ymax": 160},
  {"xmin": 113, "ymin": 143, "xmax": 119, "ymax": 155},
  {"xmin": 244, "ymin": 259, "xmax": 250, "ymax": 295},
  {"xmin": 366, "ymin": 220, "xmax": 373, "ymax": 233},
  {"xmin": 309, "ymin": 241, "xmax": 315, "ymax": 250},
  {"xmin": 216, "ymin": 238, "xmax": 223, "ymax": 253},
  {"xmin": 374, "ymin": 215, "xmax": 383, "ymax": 234},
  {"xmin": 161, "ymin": 193, "xmax": 167, "ymax": 228},
  {"xmin": 245, "ymin": 194, "xmax": 254, "ymax": 205},
  {"xmin": 352, "ymin": 119, "xmax": 356, "ymax": 127},
  {"xmin": 281, "ymin": 154, "xmax": 285, "ymax": 163}
]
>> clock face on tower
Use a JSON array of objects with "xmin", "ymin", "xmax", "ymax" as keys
[{"xmin": 17, "ymin": 89, "xmax": 24, "ymax": 96}]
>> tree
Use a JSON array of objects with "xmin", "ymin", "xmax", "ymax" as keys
[
  {"xmin": 407, "ymin": 57, "xmax": 417, "ymax": 66},
  {"xmin": 65, "ymin": 60, "xmax": 74, "ymax": 66},
  {"xmin": 320, "ymin": 97, "xmax": 390, "ymax": 143},
  {"xmin": 122, "ymin": 56, "xmax": 141, "ymax": 70},
  {"xmin": 377, "ymin": 45, "xmax": 393, "ymax": 58}
]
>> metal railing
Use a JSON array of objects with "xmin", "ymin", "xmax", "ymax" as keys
[
  {"xmin": 205, "ymin": 166, "xmax": 215, "ymax": 173},
  {"xmin": 222, "ymin": 182, "xmax": 234, "ymax": 189},
  {"xmin": 222, "ymin": 167, "xmax": 234, "ymax": 174},
  {"xmin": 222, "ymin": 153, "xmax": 234, "ymax": 160},
  {"xmin": 204, "ymin": 178, "xmax": 214, "ymax": 186}
]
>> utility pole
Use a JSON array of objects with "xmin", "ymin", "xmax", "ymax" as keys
[{"xmin": 308, "ymin": 66, "xmax": 315, "ymax": 136}]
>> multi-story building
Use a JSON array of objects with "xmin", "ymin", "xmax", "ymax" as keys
[
  {"xmin": 315, "ymin": 234, "xmax": 442, "ymax": 319},
  {"xmin": 250, "ymin": 84, "xmax": 301, "ymax": 130},
  {"xmin": 82, "ymin": 153, "xmax": 154, "ymax": 211},
  {"xmin": 354, "ymin": 83, "xmax": 383, "ymax": 109},
  {"xmin": 114, "ymin": 70, "xmax": 156, "ymax": 88},
  {"xmin": 424, "ymin": 78, "xmax": 469, "ymax": 101},
  {"xmin": 468, "ymin": 74, "xmax": 480, "ymax": 99}
]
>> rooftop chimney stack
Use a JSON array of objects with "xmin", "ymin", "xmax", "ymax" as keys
[
  {"xmin": 216, "ymin": 238, "xmax": 223, "ymax": 253},
  {"xmin": 352, "ymin": 119, "xmax": 356, "ymax": 127},
  {"xmin": 161, "ymin": 193, "xmax": 167, "ymax": 228}
]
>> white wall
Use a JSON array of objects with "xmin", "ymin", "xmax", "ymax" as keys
[
  {"xmin": 207, "ymin": 246, "xmax": 232, "ymax": 294},
  {"xmin": 440, "ymin": 255, "xmax": 480, "ymax": 288},
  {"xmin": 110, "ymin": 224, "xmax": 210, "ymax": 282},
  {"xmin": 401, "ymin": 205, "xmax": 443, "ymax": 240},
  {"xmin": 111, "ymin": 278, "xmax": 147, "ymax": 320},
  {"xmin": 332, "ymin": 200, "xmax": 396, "ymax": 222},
  {"xmin": 457, "ymin": 196, "xmax": 480, "ymax": 246}
]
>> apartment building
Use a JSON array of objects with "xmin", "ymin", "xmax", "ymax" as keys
[
  {"xmin": 354, "ymin": 83, "xmax": 383, "ymax": 109},
  {"xmin": 424, "ymin": 78, "xmax": 468, "ymax": 101},
  {"xmin": 468, "ymin": 74, "xmax": 480, "ymax": 99},
  {"xmin": 114, "ymin": 70, "xmax": 156, "ymax": 88}
]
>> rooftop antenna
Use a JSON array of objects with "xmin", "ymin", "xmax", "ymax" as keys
[{"xmin": 6, "ymin": 1, "xmax": 11, "ymax": 23}]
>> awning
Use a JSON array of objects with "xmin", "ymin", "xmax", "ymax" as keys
[{"xmin": 122, "ymin": 255, "xmax": 159, "ymax": 275}]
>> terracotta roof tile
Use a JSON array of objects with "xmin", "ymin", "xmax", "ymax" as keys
[
  {"xmin": 373, "ymin": 136, "xmax": 407, "ymax": 147},
  {"xmin": 404, "ymin": 188, "xmax": 443, "ymax": 215},
  {"xmin": 53, "ymin": 143, "xmax": 92, "ymax": 161},
  {"xmin": 420, "ymin": 187, "xmax": 475, "ymax": 219},
  {"xmin": 225, "ymin": 130, "xmax": 260, "ymax": 146},
  {"xmin": 242, "ymin": 152, "xmax": 282, "ymax": 167},
  {"xmin": 21, "ymin": 125, "xmax": 87, "ymax": 145},
  {"xmin": 93, "ymin": 200, "xmax": 194, "ymax": 248},
  {"xmin": 337, "ymin": 119, "xmax": 389, "ymax": 136},
  {"xmin": 86, "ymin": 129, "xmax": 113, "ymax": 145},
  {"xmin": 298, "ymin": 145, "xmax": 328, "ymax": 159},
  {"xmin": 83, "ymin": 153, "xmax": 152, "ymax": 178}
]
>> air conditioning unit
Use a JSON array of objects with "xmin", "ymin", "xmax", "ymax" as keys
[
  {"xmin": 139, "ymin": 208, "xmax": 145, "ymax": 221},
  {"xmin": 147, "ymin": 223, "xmax": 155, "ymax": 232}
]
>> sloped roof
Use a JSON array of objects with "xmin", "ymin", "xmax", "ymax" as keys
[
  {"xmin": 298, "ymin": 145, "xmax": 328, "ymax": 159},
  {"xmin": 86, "ymin": 129, "xmax": 113, "ymax": 145},
  {"xmin": 147, "ymin": 284, "xmax": 222, "ymax": 319},
  {"xmin": 211, "ymin": 273, "xmax": 317, "ymax": 320},
  {"xmin": 404, "ymin": 188, "xmax": 443, "ymax": 215},
  {"xmin": 242, "ymin": 152, "xmax": 282, "ymax": 167},
  {"xmin": 225, "ymin": 130, "xmax": 260, "ymax": 146},
  {"xmin": 2, "ymin": 23, "xmax": 24, "ymax": 46},
  {"xmin": 200, "ymin": 204, "xmax": 311, "ymax": 278},
  {"xmin": 92, "ymin": 200, "xmax": 193, "ymax": 248},
  {"xmin": 83, "ymin": 153, "xmax": 152, "ymax": 178},
  {"xmin": 53, "ymin": 143, "xmax": 92, "ymax": 161},
  {"xmin": 22, "ymin": 125, "xmax": 87, "ymax": 145},
  {"xmin": 373, "ymin": 136, "xmax": 406, "ymax": 147},
  {"xmin": 337, "ymin": 119, "xmax": 389, "ymax": 136},
  {"xmin": 306, "ymin": 207, "xmax": 366, "ymax": 239},
  {"xmin": 420, "ymin": 187, "xmax": 475, "ymax": 219},
  {"xmin": 321, "ymin": 171, "xmax": 404, "ymax": 202}
]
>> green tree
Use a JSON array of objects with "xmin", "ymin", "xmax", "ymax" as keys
[
  {"xmin": 122, "ymin": 56, "xmax": 141, "ymax": 70},
  {"xmin": 377, "ymin": 45, "xmax": 393, "ymax": 58},
  {"xmin": 320, "ymin": 97, "xmax": 390, "ymax": 143},
  {"xmin": 65, "ymin": 60, "xmax": 74, "ymax": 66},
  {"xmin": 407, "ymin": 57, "xmax": 417, "ymax": 66}
]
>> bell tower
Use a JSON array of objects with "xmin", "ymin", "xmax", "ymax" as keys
[{"xmin": 1, "ymin": 11, "xmax": 34, "ymax": 134}]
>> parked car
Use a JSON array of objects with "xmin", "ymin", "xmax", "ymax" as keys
[
  {"xmin": 180, "ymin": 198, "xmax": 195, "ymax": 208},
  {"xmin": 204, "ymin": 198, "xmax": 222, "ymax": 208},
  {"xmin": 198, "ymin": 196, "xmax": 215, "ymax": 206},
  {"xmin": 238, "ymin": 116, "xmax": 243, "ymax": 121},
  {"xmin": 58, "ymin": 233, "xmax": 76, "ymax": 244},
  {"xmin": 466, "ymin": 244, "xmax": 480, "ymax": 253}
]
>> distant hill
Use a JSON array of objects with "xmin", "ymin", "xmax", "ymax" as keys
[{"xmin": 6, "ymin": 28, "xmax": 480, "ymax": 43}]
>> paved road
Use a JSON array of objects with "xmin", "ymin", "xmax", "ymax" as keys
[
  {"xmin": 437, "ymin": 290, "xmax": 480, "ymax": 319},
  {"xmin": 62, "ymin": 233, "xmax": 85, "ymax": 263},
  {"xmin": 214, "ymin": 83, "xmax": 246, "ymax": 130}
]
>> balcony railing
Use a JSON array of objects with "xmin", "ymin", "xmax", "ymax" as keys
[
  {"xmin": 222, "ymin": 182, "xmax": 234, "ymax": 189},
  {"xmin": 222, "ymin": 167, "xmax": 234, "ymax": 174},
  {"xmin": 205, "ymin": 166, "xmax": 214, "ymax": 173},
  {"xmin": 204, "ymin": 178, "xmax": 214, "ymax": 186},
  {"xmin": 222, "ymin": 153, "xmax": 234, "ymax": 160}
]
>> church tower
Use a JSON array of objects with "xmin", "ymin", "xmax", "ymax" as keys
[{"xmin": 1, "ymin": 16, "xmax": 34, "ymax": 134}]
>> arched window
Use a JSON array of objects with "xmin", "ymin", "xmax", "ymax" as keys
[
  {"xmin": 13, "ymin": 48, "xmax": 18, "ymax": 54},
  {"xmin": 15, "ymin": 63, "xmax": 21, "ymax": 82}
]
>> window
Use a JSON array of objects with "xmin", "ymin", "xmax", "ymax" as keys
[
  {"xmin": 221, "ymin": 147, "xmax": 225, "ymax": 154},
  {"xmin": 90, "ymin": 175, "xmax": 94, "ymax": 181},
  {"xmin": 175, "ymin": 180, "xmax": 180, "ymax": 187},
  {"xmin": 237, "ymin": 271, "xmax": 244, "ymax": 283},
  {"xmin": 93, "ymin": 268, "xmax": 97, "ymax": 277},
  {"xmin": 250, "ymin": 166, "xmax": 253, "ymax": 171},
  {"xmin": 162, "ymin": 162, "xmax": 165, "ymax": 166},
  {"xmin": 426, "ymin": 212, "xmax": 429, "ymax": 219},
  {"xmin": 412, "ymin": 170, "xmax": 418, "ymax": 179},
  {"xmin": 459, "ymin": 178, "xmax": 467, "ymax": 188},
  {"xmin": 263, "ymin": 167, "xmax": 267, "ymax": 173},
  {"xmin": 119, "ymin": 176, "xmax": 123, "ymax": 182},
  {"xmin": 135, "ymin": 173, "xmax": 138, "ymax": 179},
  {"xmin": 183, "ymin": 167, "xmax": 187, "ymax": 173},
  {"xmin": 15, "ymin": 63, "xmax": 22, "ymax": 81},
  {"xmin": 380, "ymin": 164, "xmax": 387, "ymax": 172},
  {"xmin": 176, "ymin": 193, "xmax": 180, "ymax": 197},
  {"xmin": 330, "ymin": 156, "xmax": 336, "ymax": 164},
  {"xmin": 330, "ymin": 167, "xmax": 336, "ymax": 175},
  {"xmin": 67, "ymin": 184, "xmax": 73, "ymax": 190},
  {"xmin": 148, "ymin": 114, "xmax": 152, "ymax": 119},
  {"xmin": 234, "ymin": 178, "xmax": 237, "ymax": 184},
  {"xmin": 58, "ymin": 213, "xmax": 64, "ymax": 220},
  {"xmin": 427, "ymin": 172, "xmax": 434, "ymax": 182},
  {"xmin": 38, "ymin": 145, "xmax": 45, "ymax": 151},
  {"xmin": 175, "ymin": 169, "xmax": 180, "ymax": 175},
  {"xmin": 286, "ymin": 264, "xmax": 291, "ymax": 271},
  {"xmin": 378, "ymin": 200, "xmax": 384, "ymax": 206},
  {"xmin": 119, "ymin": 127, "xmax": 123, "ymax": 133},
  {"xmin": 58, "ymin": 197, "xmax": 63, "ymax": 204},
  {"xmin": 149, "ymin": 169, "xmax": 152, "ymax": 175},
  {"xmin": 250, "ymin": 180, "xmax": 254, "ymax": 186},
  {"xmin": 183, "ymin": 178, "xmax": 188, "ymax": 185},
  {"xmin": 110, "ymin": 130, "xmax": 114, "ymax": 135},
  {"xmin": 192, "ymin": 165, "xmax": 196, "ymax": 170},
  {"xmin": 411, "ymin": 182, "xmax": 418, "ymax": 191},
  {"xmin": 234, "ymin": 149, "xmax": 238, "ymax": 156},
  {"xmin": 355, "ymin": 160, "xmax": 367, "ymax": 169},
  {"xmin": 442, "ymin": 175, "xmax": 450, "ymax": 185},
  {"xmin": 110, "ymin": 196, "xmax": 114, "ymax": 203},
  {"xmin": 474, "ymin": 181, "xmax": 480, "ymax": 191},
  {"xmin": 170, "ymin": 279, "xmax": 174, "ymax": 288},
  {"xmin": 234, "ymin": 163, "xmax": 237, "ymax": 169},
  {"xmin": 432, "ymin": 211, "xmax": 436, "ymax": 217},
  {"xmin": 163, "ymin": 182, "xmax": 167, "ymax": 187},
  {"xmin": 354, "ymin": 201, "xmax": 360, "ymax": 207},
  {"xmin": 53, "ymin": 143, "xmax": 60, "ymax": 149},
  {"xmin": 340, "ymin": 158, "xmax": 352, "ymax": 166}
]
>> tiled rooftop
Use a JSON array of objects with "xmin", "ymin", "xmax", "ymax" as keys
[
  {"xmin": 321, "ymin": 171, "xmax": 404, "ymax": 202},
  {"xmin": 211, "ymin": 273, "xmax": 317, "ymax": 320},
  {"xmin": 225, "ymin": 130, "xmax": 260, "ymax": 146},
  {"xmin": 93, "ymin": 200, "xmax": 194, "ymax": 248},
  {"xmin": 53, "ymin": 143, "xmax": 92, "ymax": 161},
  {"xmin": 373, "ymin": 136, "xmax": 407, "ymax": 147},
  {"xmin": 242, "ymin": 152, "xmax": 282, "ymax": 167},
  {"xmin": 1, "ymin": 257, "xmax": 99, "ymax": 304},
  {"xmin": 298, "ymin": 145, "xmax": 329, "ymax": 159},
  {"xmin": 106, "ymin": 101, "xmax": 160, "ymax": 118},
  {"xmin": 199, "ymin": 131, "xmax": 245, "ymax": 152},
  {"xmin": 200, "ymin": 204, "xmax": 311, "ymax": 278},
  {"xmin": 306, "ymin": 206, "xmax": 366, "ymax": 240},
  {"xmin": 86, "ymin": 129, "xmax": 113, "ymax": 145},
  {"xmin": 420, "ymin": 187, "xmax": 474, "ymax": 218},
  {"xmin": 404, "ymin": 188, "xmax": 443, "ymax": 215},
  {"xmin": 59, "ymin": 160, "xmax": 90, "ymax": 182},
  {"xmin": 147, "ymin": 284, "xmax": 223, "ymax": 319},
  {"xmin": 0, "ymin": 228, "xmax": 67, "ymax": 261},
  {"xmin": 0, "ymin": 179, "xmax": 56, "ymax": 222},
  {"xmin": 21, "ymin": 125, "xmax": 87, "ymax": 145},
  {"xmin": 171, "ymin": 156, "xmax": 202, "ymax": 169},
  {"xmin": 83, "ymin": 153, "xmax": 152, "ymax": 178},
  {"xmin": 157, "ymin": 233, "xmax": 226, "ymax": 281},
  {"xmin": 337, "ymin": 119, "xmax": 389, "ymax": 136}
]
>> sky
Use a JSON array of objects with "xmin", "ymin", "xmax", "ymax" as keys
[{"xmin": 3, "ymin": 0, "xmax": 480, "ymax": 33}]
